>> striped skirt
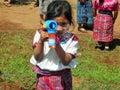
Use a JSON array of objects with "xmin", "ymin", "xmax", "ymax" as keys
[
  {"xmin": 33, "ymin": 66, "xmax": 72, "ymax": 90},
  {"xmin": 93, "ymin": 14, "xmax": 113, "ymax": 42}
]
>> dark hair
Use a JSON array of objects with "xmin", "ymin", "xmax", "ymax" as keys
[
  {"xmin": 99, "ymin": 0, "xmax": 104, "ymax": 4},
  {"xmin": 45, "ymin": 0, "xmax": 73, "ymax": 25}
]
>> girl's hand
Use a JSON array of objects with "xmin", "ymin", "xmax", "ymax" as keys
[{"xmin": 39, "ymin": 30, "xmax": 48, "ymax": 42}]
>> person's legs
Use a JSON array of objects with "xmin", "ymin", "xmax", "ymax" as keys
[
  {"xmin": 77, "ymin": 1, "xmax": 86, "ymax": 32},
  {"xmin": 34, "ymin": 0, "xmax": 39, "ymax": 7},
  {"xmin": 78, "ymin": 24, "xmax": 87, "ymax": 32},
  {"xmin": 10, "ymin": 0, "xmax": 16, "ymax": 4},
  {"xmin": 3, "ymin": 0, "xmax": 11, "ymax": 6},
  {"xmin": 86, "ymin": 0, "xmax": 94, "ymax": 30},
  {"xmin": 95, "ymin": 41, "xmax": 104, "ymax": 50},
  {"xmin": 78, "ymin": 21, "xmax": 87, "ymax": 32},
  {"xmin": 85, "ymin": 24, "xmax": 93, "ymax": 30}
]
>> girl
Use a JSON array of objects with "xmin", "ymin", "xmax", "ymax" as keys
[
  {"xmin": 30, "ymin": 0, "xmax": 78, "ymax": 89},
  {"xmin": 93, "ymin": 0, "xmax": 118, "ymax": 50}
]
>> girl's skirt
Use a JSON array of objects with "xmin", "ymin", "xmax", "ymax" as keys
[
  {"xmin": 33, "ymin": 66, "xmax": 72, "ymax": 90},
  {"xmin": 93, "ymin": 14, "xmax": 113, "ymax": 42}
]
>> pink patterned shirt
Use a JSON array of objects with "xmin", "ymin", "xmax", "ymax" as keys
[{"xmin": 93, "ymin": 0, "xmax": 119, "ymax": 11}]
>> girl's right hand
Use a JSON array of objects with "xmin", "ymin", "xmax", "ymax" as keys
[{"xmin": 39, "ymin": 30, "xmax": 48, "ymax": 42}]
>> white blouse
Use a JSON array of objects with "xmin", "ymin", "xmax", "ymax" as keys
[{"xmin": 30, "ymin": 30, "xmax": 78, "ymax": 71}]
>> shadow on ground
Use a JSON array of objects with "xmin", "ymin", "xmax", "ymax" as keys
[{"xmin": 110, "ymin": 38, "xmax": 120, "ymax": 50}]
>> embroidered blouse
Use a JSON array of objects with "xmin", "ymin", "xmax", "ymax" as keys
[{"xmin": 30, "ymin": 30, "xmax": 78, "ymax": 71}]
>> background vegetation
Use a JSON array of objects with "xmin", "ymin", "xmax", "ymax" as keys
[{"xmin": 0, "ymin": 29, "xmax": 120, "ymax": 90}]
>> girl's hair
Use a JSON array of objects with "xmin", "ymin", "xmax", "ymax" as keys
[
  {"xmin": 45, "ymin": 0, "xmax": 73, "ymax": 25},
  {"xmin": 99, "ymin": 0, "xmax": 104, "ymax": 4}
]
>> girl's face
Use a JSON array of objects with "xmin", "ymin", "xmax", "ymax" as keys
[{"xmin": 53, "ymin": 15, "xmax": 70, "ymax": 36}]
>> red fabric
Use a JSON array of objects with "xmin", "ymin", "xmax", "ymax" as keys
[
  {"xmin": 34, "ymin": 66, "xmax": 72, "ymax": 90},
  {"xmin": 93, "ymin": 14, "xmax": 113, "ymax": 42},
  {"xmin": 44, "ymin": 76, "xmax": 54, "ymax": 90}
]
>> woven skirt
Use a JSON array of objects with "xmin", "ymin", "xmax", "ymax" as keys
[
  {"xmin": 93, "ymin": 14, "xmax": 113, "ymax": 42},
  {"xmin": 33, "ymin": 66, "xmax": 72, "ymax": 90}
]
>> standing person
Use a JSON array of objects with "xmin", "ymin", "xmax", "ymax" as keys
[
  {"xmin": 93, "ymin": 0, "xmax": 119, "ymax": 50},
  {"xmin": 39, "ymin": 0, "xmax": 55, "ymax": 25},
  {"xmin": 77, "ymin": 0, "xmax": 93, "ymax": 32},
  {"xmin": 30, "ymin": 0, "xmax": 78, "ymax": 90},
  {"xmin": 3, "ymin": 0, "xmax": 11, "ymax": 6},
  {"xmin": 34, "ymin": 0, "xmax": 39, "ymax": 7}
]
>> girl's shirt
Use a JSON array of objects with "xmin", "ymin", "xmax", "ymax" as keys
[
  {"xmin": 30, "ymin": 30, "xmax": 78, "ymax": 71},
  {"xmin": 93, "ymin": 0, "xmax": 119, "ymax": 11}
]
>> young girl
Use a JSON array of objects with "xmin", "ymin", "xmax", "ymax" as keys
[
  {"xmin": 30, "ymin": 0, "xmax": 78, "ymax": 89},
  {"xmin": 93, "ymin": 0, "xmax": 118, "ymax": 50}
]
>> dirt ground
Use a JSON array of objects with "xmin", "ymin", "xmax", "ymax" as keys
[
  {"xmin": 0, "ymin": 0, "xmax": 120, "ymax": 90},
  {"xmin": 0, "ymin": 0, "xmax": 120, "ymax": 36}
]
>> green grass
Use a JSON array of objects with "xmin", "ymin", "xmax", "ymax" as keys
[
  {"xmin": 72, "ymin": 33, "xmax": 120, "ymax": 90},
  {"xmin": 0, "ymin": 30, "xmax": 36, "ymax": 89},
  {"xmin": 0, "ymin": 30, "xmax": 120, "ymax": 90}
]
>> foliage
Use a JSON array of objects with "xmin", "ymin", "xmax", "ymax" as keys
[
  {"xmin": 0, "ymin": 30, "xmax": 35, "ymax": 89},
  {"xmin": 0, "ymin": 30, "xmax": 120, "ymax": 89}
]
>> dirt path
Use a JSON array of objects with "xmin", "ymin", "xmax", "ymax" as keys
[
  {"xmin": 0, "ymin": 1, "xmax": 120, "ymax": 38},
  {"xmin": 0, "ymin": 2, "xmax": 40, "ymax": 32},
  {"xmin": 0, "ymin": 0, "xmax": 77, "ymax": 31}
]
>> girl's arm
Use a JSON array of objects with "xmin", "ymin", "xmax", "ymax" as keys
[
  {"xmin": 33, "ymin": 30, "xmax": 48, "ymax": 61},
  {"xmin": 55, "ymin": 36, "xmax": 78, "ymax": 66},
  {"xmin": 33, "ymin": 39, "xmax": 44, "ymax": 61},
  {"xmin": 55, "ymin": 44, "xmax": 73, "ymax": 66},
  {"xmin": 93, "ymin": 8, "xmax": 97, "ymax": 17},
  {"xmin": 113, "ymin": 11, "xmax": 118, "ymax": 24}
]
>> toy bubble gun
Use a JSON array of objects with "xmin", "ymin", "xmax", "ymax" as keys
[{"xmin": 43, "ymin": 20, "xmax": 58, "ymax": 48}]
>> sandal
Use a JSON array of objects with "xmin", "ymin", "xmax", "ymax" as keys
[
  {"xmin": 78, "ymin": 27, "xmax": 87, "ymax": 33},
  {"xmin": 95, "ymin": 45, "xmax": 104, "ymax": 50}
]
